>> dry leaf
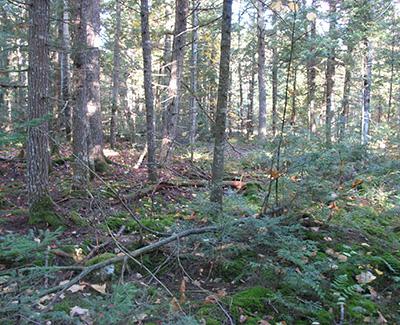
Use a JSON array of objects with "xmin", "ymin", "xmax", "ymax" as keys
[
  {"xmin": 337, "ymin": 254, "xmax": 348, "ymax": 262},
  {"xmin": 287, "ymin": 1, "xmax": 299, "ymax": 11},
  {"xmin": 67, "ymin": 284, "xmax": 86, "ymax": 293},
  {"xmin": 352, "ymin": 178, "xmax": 364, "ymax": 188},
  {"xmin": 377, "ymin": 311, "xmax": 388, "ymax": 324},
  {"xmin": 179, "ymin": 278, "xmax": 186, "ymax": 305},
  {"xmin": 271, "ymin": 1, "xmax": 283, "ymax": 11},
  {"xmin": 70, "ymin": 306, "xmax": 89, "ymax": 317},
  {"xmin": 170, "ymin": 297, "xmax": 181, "ymax": 311},
  {"xmin": 356, "ymin": 271, "xmax": 376, "ymax": 284},
  {"xmin": 239, "ymin": 315, "xmax": 248, "ymax": 323},
  {"xmin": 204, "ymin": 295, "xmax": 218, "ymax": 304},
  {"xmin": 368, "ymin": 286, "xmax": 378, "ymax": 299},
  {"xmin": 90, "ymin": 283, "xmax": 106, "ymax": 294},
  {"xmin": 306, "ymin": 12, "xmax": 317, "ymax": 21},
  {"xmin": 374, "ymin": 268, "xmax": 384, "ymax": 276}
]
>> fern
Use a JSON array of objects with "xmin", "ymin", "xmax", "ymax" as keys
[{"xmin": 331, "ymin": 274, "xmax": 360, "ymax": 299}]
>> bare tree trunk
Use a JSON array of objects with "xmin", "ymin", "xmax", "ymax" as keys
[
  {"xmin": 87, "ymin": 0, "xmax": 105, "ymax": 170},
  {"xmin": 271, "ymin": 13, "xmax": 278, "ymax": 137},
  {"xmin": 325, "ymin": 0, "xmax": 337, "ymax": 146},
  {"xmin": 247, "ymin": 54, "xmax": 256, "ymax": 139},
  {"xmin": 71, "ymin": 0, "xmax": 89, "ymax": 190},
  {"xmin": 362, "ymin": 38, "xmax": 372, "ymax": 145},
  {"xmin": 257, "ymin": 0, "xmax": 267, "ymax": 139},
  {"xmin": 290, "ymin": 65, "xmax": 297, "ymax": 126},
  {"xmin": 339, "ymin": 45, "xmax": 353, "ymax": 141},
  {"xmin": 189, "ymin": 0, "xmax": 199, "ymax": 161},
  {"xmin": 210, "ymin": 0, "xmax": 232, "ymax": 207},
  {"xmin": 237, "ymin": 0, "xmax": 244, "ymax": 132},
  {"xmin": 306, "ymin": 0, "xmax": 317, "ymax": 135},
  {"xmin": 27, "ymin": 0, "xmax": 51, "ymax": 212},
  {"xmin": 160, "ymin": 0, "xmax": 189, "ymax": 162},
  {"xmin": 387, "ymin": 29, "xmax": 395, "ymax": 122},
  {"xmin": 110, "ymin": 0, "xmax": 121, "ymax": 149},
  {"xmin": 60, "ymin": 0, "xmax": 71, "ymax": 141},
  {"xmin": 140, "ymin": 0, "xmax": 157, "ymax": 182}
]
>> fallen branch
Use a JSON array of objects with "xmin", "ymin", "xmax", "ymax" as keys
[
  {"xmin": 134, "ymin": 144, "xmax": 148, "ymax": 169},
  {"xmin": 40, "ymin": 225, "xmax": 220, "ymax": 307}
]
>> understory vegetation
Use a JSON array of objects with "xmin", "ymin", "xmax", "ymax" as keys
[{"xmin": 1, "ymin": 135, "xmax": 399, "ymax": 324}]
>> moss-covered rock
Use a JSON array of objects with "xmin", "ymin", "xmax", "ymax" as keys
[
  {"xmin": 69, "ymin": 210, "xmax": 88, "ymax": 227},
  {"xmin": 94, "ymin": 159, "xmax": 108, "ymax": 173},
  {"xmin": 28, "ymin": 196, "xmax": 63, "ymax": 227}
]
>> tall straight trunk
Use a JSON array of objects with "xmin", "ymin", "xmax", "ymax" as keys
[
  {"xmin": 325, "ymin": 0, "xmax": 337, "ymax": 146},
  {"xmin": 110, "ymin": 0, "xmax": 121, "ymax": 149},
  {"xmin": 159, "ymin": 32, "xmax": 172, "ymax": 129},
  {"xmin": 60, "ymin": 0, "xmax": 71, "ymax": 141},
  {"xmin": 71, "ymin": 0, "xmax": 89, "ymax": 189},
  {"xmin": 247, "ymin": 54, "xmax": 256, "ymax": 138},
  {"xmin": 339, "ymin": 45, "xmax": 353, "ymax": 141},
  {"xmin": 271, "ymin": 13, "xmax": 278, "ymax": 136},
  {"xmin": 160, "ymin": 0, "xmax": 189, "ymax": 162},
  {"xmin": 387, "ymin": 32, "xmax": 395, "ymax": 122},
  {"xmin": 140, "ymin": 0, "xmax": 157, "ymax": 182},
  {"xmin": 189, "ymin": 0, "xmax": 199, "ymax": 161},
  {"xmin": 27, "ymin": 0, "xmax": 51, "ymax": 210},
  {"xmin": 290, "ymin": 65, "xmax": 297, "ymax": 126},
  {"xmin": 87, "ymin": 0, "xmax": 105, "ymax": 169},
  {"xmin": 257, "ymin": 0, "xmax": 267, "ymax": 139},
  {"xmin": 306, "ymin": 0, "xmax": 317, "ymax": 135},
  {"xmin": 362, "ymin": 38, "xmax": 372, "ymax": 145},
  {"xmin": 210, "ymin": 0, "xmax": 232, "ymax": 206},
  {"xmin": 237, "ymin": 0, "xmax": 244, "ymax": 131}
]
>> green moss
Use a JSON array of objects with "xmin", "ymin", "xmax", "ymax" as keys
[
  {"xmin": 53, "ymin": 295, "xmax": 89, "ymax": 313},
  {"xmin": 85, "ymin": 253, "xmax": 117, "ymax": 267},
  {"xmin": 94, "ymin": 159, "xmax": 108, "ymax": 173},
  {"xmin": 69, "ymin": 210, "xmax": 88, "ymax": 227},
  {"xmin": 229, "ymin": 287, "xmax": 275, "ymax": 318},
  {"xmin": 28, "ymin": 196, "xmax": 63, "ymax": 227}
]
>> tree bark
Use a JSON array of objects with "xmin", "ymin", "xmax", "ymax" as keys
[
  {"xmin": 362, "ymin": 38, "xmax": 372, "ymax": 145},
  {"xmin": 189, "ymin": 0, "xmax": 199, "ymax": 161},
  {"xmin": 325, "ymin": 0, "xmax": 336, "ymax": 146},
  {"xmin": 60, "ymin": 0, "xmax": 71, "ymax": 141},
  {"xmin": 71, "ymin": 0, "xmax": 90, "ymax": 190},
  {"xmin": 271, "ymin": 13, "xmax": 278, "ymax": 137},
  {"xmin": 210, "ymin": 0, "xmax": 232, "ymax": 207},
  {"xmin": 247, "ymin": 54, "xmax": 256, "ymax": 139},
  {"xmin": 160, "ymin": 0, "xmax": 189, "ymax": 162},
  {"xmin": 110, "ymin": 0, "xmax": 121, "ymax": 149},
  {"xmin": 257, "ymin": 0, "xmax": 267, "ymax": 140},
  {"xmin": 339, "ymin": 44, "xmax": 353, "ymax": 141},
  {"xmin": 27, "ymin": 0, "xmax": 51, "ymax": 210},
  {"xmin": 140, "ymin": 0, "xmax": 158, "ymax": 182},
  {"xmin": 306, "ymin": 0, "xmax": 317, "ymax": 135},
  {"xmin": 87, "ymin": 0, "xmax": 105, "ymax": 169}
]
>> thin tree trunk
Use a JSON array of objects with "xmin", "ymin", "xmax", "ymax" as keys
[
  {"xmin": 71, "ymin": 0, "xmax": 89, "ymax": 190},
  {"xmin": 290, "ymin": 65, "xmax": 297, "ymax": 126},
  {"xmin": 60, "ymin": 0, "xmax": 71, "ymax": 141},
  {"xmin": 387, "ymin": 30, "xmax": 395, "ymax": 122},
  {"xmin": 110, "ymin": 0, "xmax": 121, "ymax": 149},
  {"xmin": 237, "ymin": 0, "xmax": 244, "ymax": 132},
  {"xmin": 272, "ymin": 13, "xmax": 278, "ymax": 137},
  {"xmin": 189, "ymin": 0, "xmax": 199, "ymax": 161},
  {"xmin": 325, "ymin": 0, "xmax": 337, "ymax": 146},
  {"xmin": 160, "ymin": 0, "xmax": 189, "ymax": 162},
  {"xmin": 27, "ymin": 0, "xmax": 51, "ymax": 211},
  {"xmin": 210, "ymin": 0, "xmax": 233, "ymax": 207},
  {"xmin": 362, "ymin": 38, "xmax": 372, "ymax": 145},
  {"xmin": 339, "ymin": 45, "xmax": 353, "ymax": 141},
  {"xmin": 307, "ymin": 0, "xmax": 317, "ymax": 135},
  {"xmin": 140, "ymin": 0, "xmax": 157, "ymax": 182},
  {"xmin": 257, "ymin": 0, "xmax": 267, "ymax": 139},
  {"xmin": 247, "ymin": 54, "xmax": 256, "ymax": 139}
]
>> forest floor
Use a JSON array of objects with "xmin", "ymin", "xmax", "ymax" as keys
[{"xmin": 1, "ymin": 137, "xmax": 400, "ymax": 324}]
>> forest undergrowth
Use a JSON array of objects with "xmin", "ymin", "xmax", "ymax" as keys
[{"xmin": 0, "ymin": 135, "xmax": 399, "ymax": 324}]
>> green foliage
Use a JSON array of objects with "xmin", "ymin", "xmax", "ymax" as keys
[{"xmin": 28, "ymin": 196, "xmax": 63, "ymax": 227}]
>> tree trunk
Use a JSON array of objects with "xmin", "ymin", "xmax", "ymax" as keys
[
  {"xmin": 86, "ymin": 0, "xmax": 105, "ymax": 170},
  {"xmin": 362, "ymin": 38, "xmax": 372, "ymax": 145},
  {"xmin": 290, "ymin": 65, "xmax": 297, "ymax": 126},
  {"xmin": 160, "ymin": 0, "xmax": 189, "ymax": 162},
  {"xmin": 210, "ymin": 0, "xmax": 232, "ymax": 207},
  {"xmin": 325, "ymin": 0, "xmax": 337, "ymax": 146},
  {"xmin": 71, "ymin": 0, "xmax": 89, "ymax": 190},
  {"xmin": 140, "ymin": 0, "xmax": 158, "ymax": 182},
  {"xmin": 27, "ymin": 0, "xmax": 51, "ymax": 211},
  {"xmin": 60, "ymin": 0, "xmax": 71, "ymax": 141},
  {"xmin": 110, "ymin": 0, "xmax": 121, "ymax": 149},
  {"xmin": 247, "ymin": 54, "xmax": 256, "ymax": 139},
  {"xmin": 339, "ymin": 45, "xmax": 353, "ymax": 141},
  {"xmin": 271, "ymin": 13, "xmax": 278, "ymax": 137},
  {"xmin": 189, "ymin": 0, "xmax": 199, "ymax": 161},
  {"xmin": 387, "ymin": 31, "xmax": 395, "ymax": 122},
  {"xmin": 257, "ymin": 0, "xmax": 267, "ymax": 139},
  {"xmin": 306, "ymin": 0, "xmax": 317, "ymax": 135}
]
